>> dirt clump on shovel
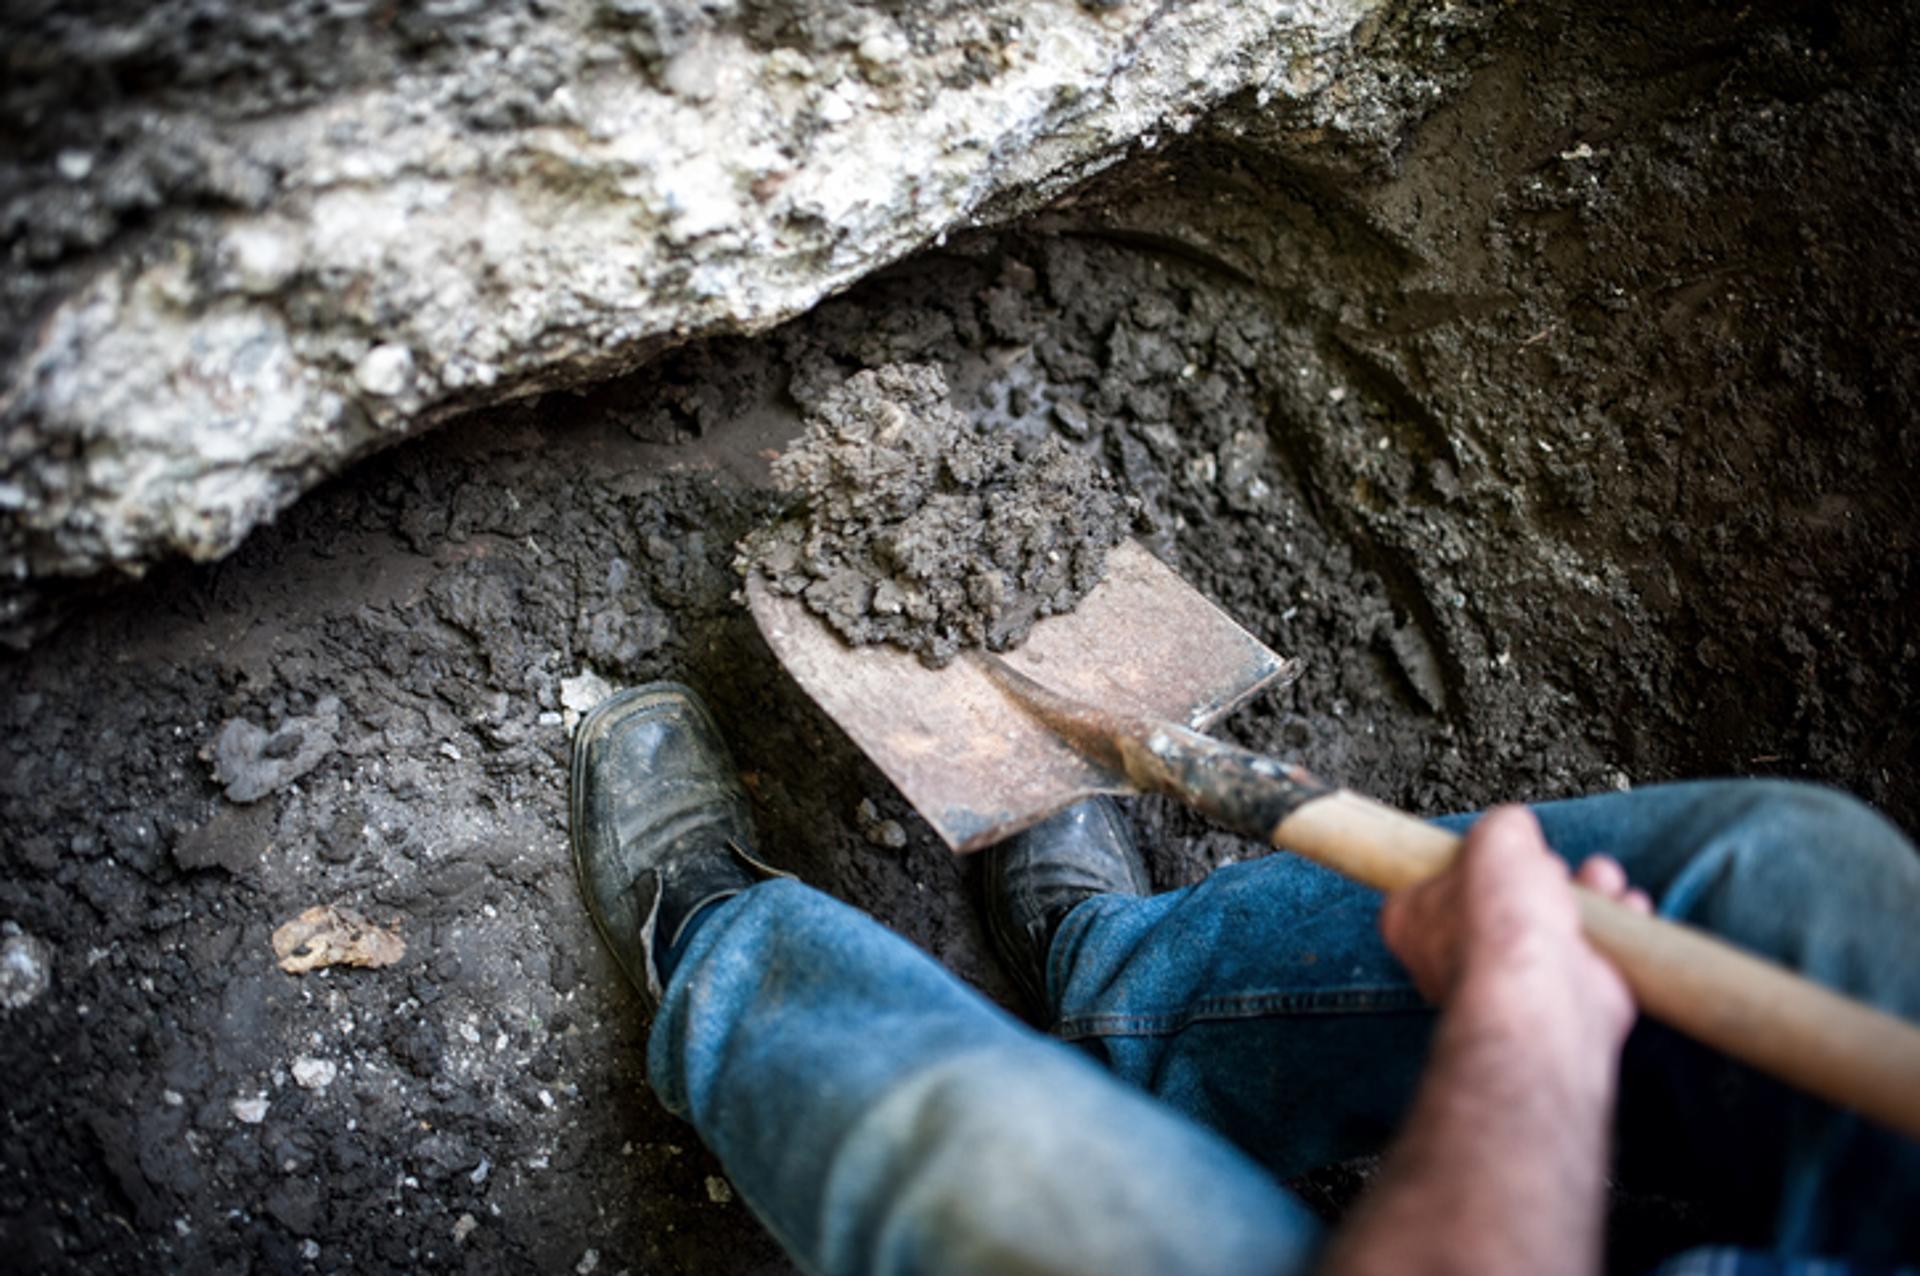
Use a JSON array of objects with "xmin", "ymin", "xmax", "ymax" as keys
[{"xmin": 740, "ymin": 362, "xmax": 1139, "ymax": 667}]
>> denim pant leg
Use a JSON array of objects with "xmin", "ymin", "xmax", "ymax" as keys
[
  {"xmin": 1048, "ymin": 844, "xmax": 1433, "ymax": 1185},
  {"xmin": 1050, "ymin": 779, "xmax": 1920, "ymax": 1261},
  {"xmin": 646, "ymin": 878, "xmax": 1322, "ymax": 1276}
]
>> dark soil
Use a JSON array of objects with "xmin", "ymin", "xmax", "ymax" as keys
[
  {"xmin": 742, "ymin": 361, "xmax": 1136, "ymax": 667},
  {"xmin": 3, "ymin": 1, "xmax": 1917, "ymax": 1272}
]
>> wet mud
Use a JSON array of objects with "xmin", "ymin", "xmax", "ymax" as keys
[{"xmin": 4, "ymin": 2, "xmax": 1918, "ymax": 1272}]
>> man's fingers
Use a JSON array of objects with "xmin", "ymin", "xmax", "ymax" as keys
[
  {"xmin": 1574, "ymin": 855, "xmax": 1628, "ymax": 897},
  {"xmin": 1573, "ymin": 855, "xmax": 1653, "ymax": 915},
  {"xmin": 1379, "ymin": 887, "xmax": 1407, "ymax": 949}
]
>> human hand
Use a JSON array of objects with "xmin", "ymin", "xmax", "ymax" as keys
[{"xmin": 1380, "ymin": 806, "xmax": 1650, "ymax": 1059}]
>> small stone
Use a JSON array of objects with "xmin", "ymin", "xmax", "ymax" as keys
[
  {"xmin": 1051, "ymin": 398, "xmax": 1093, "ymax": 440},
  {"xmin": 0, "ymin": 929, "xmax": 53, "ymax": 1010},
  {"xmin": 299, "ymin": 1239, "xmax": 321, "ymax": 1261},
  {"xmin": 225, "ymin": 224, "xmax": 301, "ymax": 295},
  {"xmin": 355, "ymin": 344, "xmax": 415, "ymax": 398},
  {"xmin": 866, "ymin": 820, "xmax": 907, "ymax": 851},
  {"xmin": 292, "ymin": 1057, "xmax": 337, "ymax": 1090},
  {"xmin": 560, "ymin": 671, "xmax": 616, "ymax": 732},
  {"xmin": 55, "ymin": 150, "xmax": 94, "ymax": 181},
  {"xmin": 705, "ymin": 1175, "xmax": 734, "ymax": 1204},
  {"xmin": 231, "ymin": 1095, "xmax": 270, "ymax": 1124},
  {"xmin": 857, "ymin": 32, "xmax": 905, "ymax": 67},
  {"xmin": 453, "ymin": 1213, "xmax": 478, "ymax": 1244},
  {"xmin": 576, "ymin": 1250, "xmax": 601, "ymax": 1275}
]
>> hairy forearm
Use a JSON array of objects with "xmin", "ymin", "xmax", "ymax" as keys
[{"xmin": 1318, "ymin": 976, "xmax": 1619, "ymax": 1276}]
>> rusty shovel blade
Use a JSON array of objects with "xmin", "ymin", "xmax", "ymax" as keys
[{"xmin": 748, "ymin": 540, "xmax": 1298, "ymax": 852}]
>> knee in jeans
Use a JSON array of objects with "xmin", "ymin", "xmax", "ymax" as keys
[
  {"xmin": 1666, "ymin": 780, "xmax": 1915, "ymax": 932},
  {"xmin": 1713, "ymin": 780, "xmax": 1908, "ymax": 867}
]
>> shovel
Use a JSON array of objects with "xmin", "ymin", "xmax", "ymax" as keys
[{"xmin": 748, "ymin": 539, "xmax": 1920, "ymax": 1141}]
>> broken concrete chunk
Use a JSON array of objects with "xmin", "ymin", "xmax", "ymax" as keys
[
  {"xmin": 206, "ymin": 697, "xmax": 341, "ymax": 803},
  {"xmin": 271, "ymin": 905, "xmax": 406, "ymax": 974}
]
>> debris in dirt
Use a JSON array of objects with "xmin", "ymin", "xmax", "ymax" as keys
[
  {"xmin": 205, "ymin": 696, "xmax": 341, "ymax": 803},
  {"xmin": 230, "ymin": 1095, "xmax": 269, "ymax": 1125},
  {"xmin": 291, "ymin": 1056, "xmax": 337, "ymax": 1090},
  {"xmin": 0, "ymin": 925, "xmax": 52, "ymax": 1010},
  {"xmin": 855, "ymin": 797, "xmax": 908, "ymax": 850},
  {"xmin": 560, "ymin": 671, "xmax": 617, "ymax": 732},
  {"xmin": 740, "ymin": 363, "xmax": 1139, "ymax": 667},
  {"xmin": 1217, "ymin": 430, "xmax": 1274, "ymax": 513},
  {"xmin": 576, "ymin": 1249, "xmax": 601, "ymax": 1275},
  {"xmin": 271, "ymin": 905, "xmax": 406, "ymax": 973},
  {"xmin": 453, "ymin": 1214, "xmax": 478, "ymax": 1244},
  {"xmin": 705, "ymin": 1175, "xmax": 734, "ymax": 1204},
  {"xmin": 1385, "ymin": 624, "xmax": 1448, "ymax": 714}
]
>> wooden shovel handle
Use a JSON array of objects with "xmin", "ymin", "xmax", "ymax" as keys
[{"xmin": 1275, "ymin": 789, "xmax": 1920, "ymax": 1143}]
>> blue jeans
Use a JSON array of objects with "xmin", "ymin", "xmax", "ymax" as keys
[{"xmin": 646, "ymin": 781, "xmax": 1920, "ymax": 1275}]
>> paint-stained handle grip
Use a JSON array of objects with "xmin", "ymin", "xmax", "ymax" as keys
[{"xmin": 1274, "ymin": 790, "xmax": 1920, "ymax": 1144}]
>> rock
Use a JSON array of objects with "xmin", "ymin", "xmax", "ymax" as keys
[
  {"xmin": 205, "ymin": 697, "xmax": 340, "ymax": 804},
  {"xmin": 0, "ymin": 926, "xmax": 52, "ymax": 1010},
  {"xmin": 855, "ymin": 798, "xmax": 909, "ymax": 851},
  {"xmin": 560, "ymin": 672, "xmax": 617, "ymax": 732},
  {"xmin": 705, "ymin": 1175, "xmax": 734, "ymax": 1204},
  {"xmin": 354, "ymin": 345, "xmax": 415, "ymax": 398},
  {"xmin": 230, "ymin": 1095, "xmax": 270, "ymax": 1125},
  {"xmin": 1217, "ymin": 430, "xmax": 1273, "ymax": 513},
  {"xmin": 290, "ymin": 1057, "xmax": 336, "ymax": 1091},
  {"xmin": 0, "ymin": 1, "xmax": 1411, "ymax": 642}
]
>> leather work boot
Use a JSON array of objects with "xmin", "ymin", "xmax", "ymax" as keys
[
  {"xmin": 571, "ymin": 682, "xmax": 787, "ymax": 1012},
  {"xmin": 983, "ymin": 796, "xmax": 1150, "ymax": 1014}
]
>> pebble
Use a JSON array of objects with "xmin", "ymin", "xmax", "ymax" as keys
[
  {"xmin": 292, "ymin": 1057, "xmax": 337, "ymax": 1090},
  {"xmin": 576, "ymin": 1250, "xmax": 601, "ymax": 1275},
  {"xmin": 560, "ymin": 672, "xmax": 616, "ymax": 732},
  {"xmin": 453, "ymin": 1214, "xmax": 478, "ymax": 1244},
  {"xmin": 705, "ymin": 1175, "xmax": 734, "ymax": 1204},
  {"xmin": 231, "ymin": 1096, "xmax": 270, "ymax": 1124},
  {"xmin": 0, "ymin": 926, "xmax": 53, "ymax": 1010},
  {"xmin": 354, "ymin": 344, "xmax": 415, "ymax": 398},
  {"xmin": 865, "ymin": 819, "xmax": 907, "ymax": 850}
]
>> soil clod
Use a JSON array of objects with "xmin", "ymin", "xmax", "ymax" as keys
[{"xmin": 740, "ymin": 363, "xmax": 1139, "ymax": 667}]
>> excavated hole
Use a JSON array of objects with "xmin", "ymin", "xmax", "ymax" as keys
[{"xmin": 4, "ymin": 4, "xmax": 1917, "ymax": 1271}]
